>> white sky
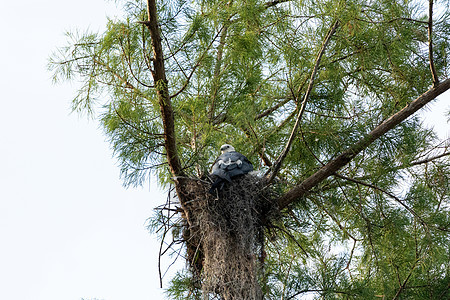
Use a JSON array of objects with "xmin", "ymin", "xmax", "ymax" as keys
[
  {"xmin": 0, "ymin": 1, "xmax": 178, "ymax": 300},
  {"xmin": 0, "ymin": 1, "xmax": 448, "ymax": 300}
]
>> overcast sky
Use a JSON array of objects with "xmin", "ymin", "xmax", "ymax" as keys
[
  {"xmin": 0, "ymin": 1, "xmax": 449, "ymax": 300},
  {"xmin": 0, "ymin": 1, "xmax": 179, "ymax": 300}
]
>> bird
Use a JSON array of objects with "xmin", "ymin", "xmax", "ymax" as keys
[{"xmin": 209, "ymin": 144, "xmax": 253, "ymax": 194}]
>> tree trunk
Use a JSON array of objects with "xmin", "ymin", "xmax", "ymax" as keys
[{"xmin": 144, "ymin": 0, "xmax": 183, "ymax": 178}]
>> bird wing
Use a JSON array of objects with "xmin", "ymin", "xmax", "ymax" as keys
[
  {"xmin": 210, "ymin": 154, "xmax": 232, "ymax": 181},
  {"xmin": 210, "ymin": 151, "xmax": 253, "ymax": 179},
  {"xmin": 238, "ymin": 154, "xmax": 253, "ymax": 173}
]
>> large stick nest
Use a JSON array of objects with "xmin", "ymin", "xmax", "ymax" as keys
[{"xmin": 176, "ymin": 174, "xmax": 279, "ymax": 300}]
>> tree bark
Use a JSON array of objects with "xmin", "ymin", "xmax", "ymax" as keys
[
  {"xmin": 277, "ymin": 78, "xmax": 450, "ymax": 210},
  {"xmin": 145, "ymin": 0, "xmax": 184, "ymax": 177}
]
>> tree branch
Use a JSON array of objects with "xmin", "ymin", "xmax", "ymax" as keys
[
  {"xmin": 144, "ymin": 0, "xmax": 184, "ymax": 176},
  {"xmin": 264, "ymin": 0, "xmax": 291, "ymax": 8},
  {"xmin": 267, "ymin": 20, "xmax": 339, "ymax": 183},
  {"xmin": 255, "ymin": 97, "xmax": 292, "ymax": 120},
  {"xmin": 411, "ymin": 151, "xmax": 450, "ymax": 166},
  {"xmin": 392, "ymin": 259, "xmax": 421, "ymax": 300},
  {"xmin": 428, "ymin": 0, "xmax": 439, "ymax": 86},
  {"xmin": 209, "ymin": 22, "xmax": 230, "ymax": 121},
  {"xmin": 277, "ymin": 77, "xmax": 450, "ymax": 210}
]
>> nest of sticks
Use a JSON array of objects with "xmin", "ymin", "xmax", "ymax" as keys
[{"xmin": 176, "ymin": 174, "xmax": 279, "ymax": 300}]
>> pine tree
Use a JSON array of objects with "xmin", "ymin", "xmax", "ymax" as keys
[{"xmin": 50, "ymin": 0, "xmax": 449, "ymax": 299}]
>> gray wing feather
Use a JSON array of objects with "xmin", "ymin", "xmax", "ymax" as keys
[{"xmin": 210, "ymin": 151, "xmax": 253, "ymax": 179}]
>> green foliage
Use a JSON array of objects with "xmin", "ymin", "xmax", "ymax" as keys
[
  {"xmin": 50, "ymin": 0, "xmax": 450, "ymax": 299},
  {"xmin": 165, "ymin": 271, "xmax": 202, "ymax": 299}
]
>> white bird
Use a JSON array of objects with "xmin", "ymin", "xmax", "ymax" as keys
[{"xmin": 209, "ymin": 144, "xmax": 253, "ymax": 193}]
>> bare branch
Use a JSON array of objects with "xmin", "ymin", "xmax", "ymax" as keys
[
  {"xmin": 267, "ymin": 20, "xmax": 339, "ymax": 183},
  {"xmin": 264, "ymin": 0, "xmax": 291, "ymax": 8},
  {"xmin": 356, "ymin": 16, "xmax": 428, "ymax": 25},
  {"xmin": 242, "ymin": 124, "xmax": 274, "ymax": 167},
  {"xmin": 428, "ymin": 0, "xmax": 439, "ymax": 86},
  {"xmin": 272, "ymin": 224, "xmax": 309, "ymax": 256}
]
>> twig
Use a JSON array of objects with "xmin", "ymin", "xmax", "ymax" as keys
[
  {"xmin": 209, "ymin": 21, "xmax": 229, "ymax": 121},
  {"xmin": 255, "ymin": 97, "xmax": 292, "ymax": 120},
  {"xmin": 428, "ymin": 0, "xmax": 439, "ymax": 86},
  {"xmin": 314, "ymin": 194, "xmax": 360, "ymax": 242},
  {"xmin": 118, "ymin": 37, "xmax": 153, "ymax": 88},
  {"xmin": 113, "ymin": 104, "xmax": 164, "ymax": 137},
  {"xmin": 392, "ymin": 259, "xmax": 420, "ymax": 300},
  {"xmin": 170, "ymin": 26, "xmax": 226, "ymax": 99},
  {"xmin": 411, "ymin": 151, "xmax": 450, "ymax": 166},
  {"xmin": 273, "ymin": 224, "xmax": 309, "ymax": 257},
  {"xmin": 264, "ymin": 0, "xmax": 291, "ymax": 8},
  {"xmin": 158, "ymin": 221, "xmax": 167, "ymax": 288},
  {"xmin": 277, "ymin": 77, "xmax": 450, "ymax": 210},
  {"xmin": 267, "ymin": 20, "xmax": 339, "ymax": 183},
  {"xmin": 334, "ymin": 173, "xmax": 429, "ymax": 230}
]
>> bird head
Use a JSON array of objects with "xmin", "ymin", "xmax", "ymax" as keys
[{"xmin": 220, "ymin": 144, "xmax": 235, "ymax": 154}]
